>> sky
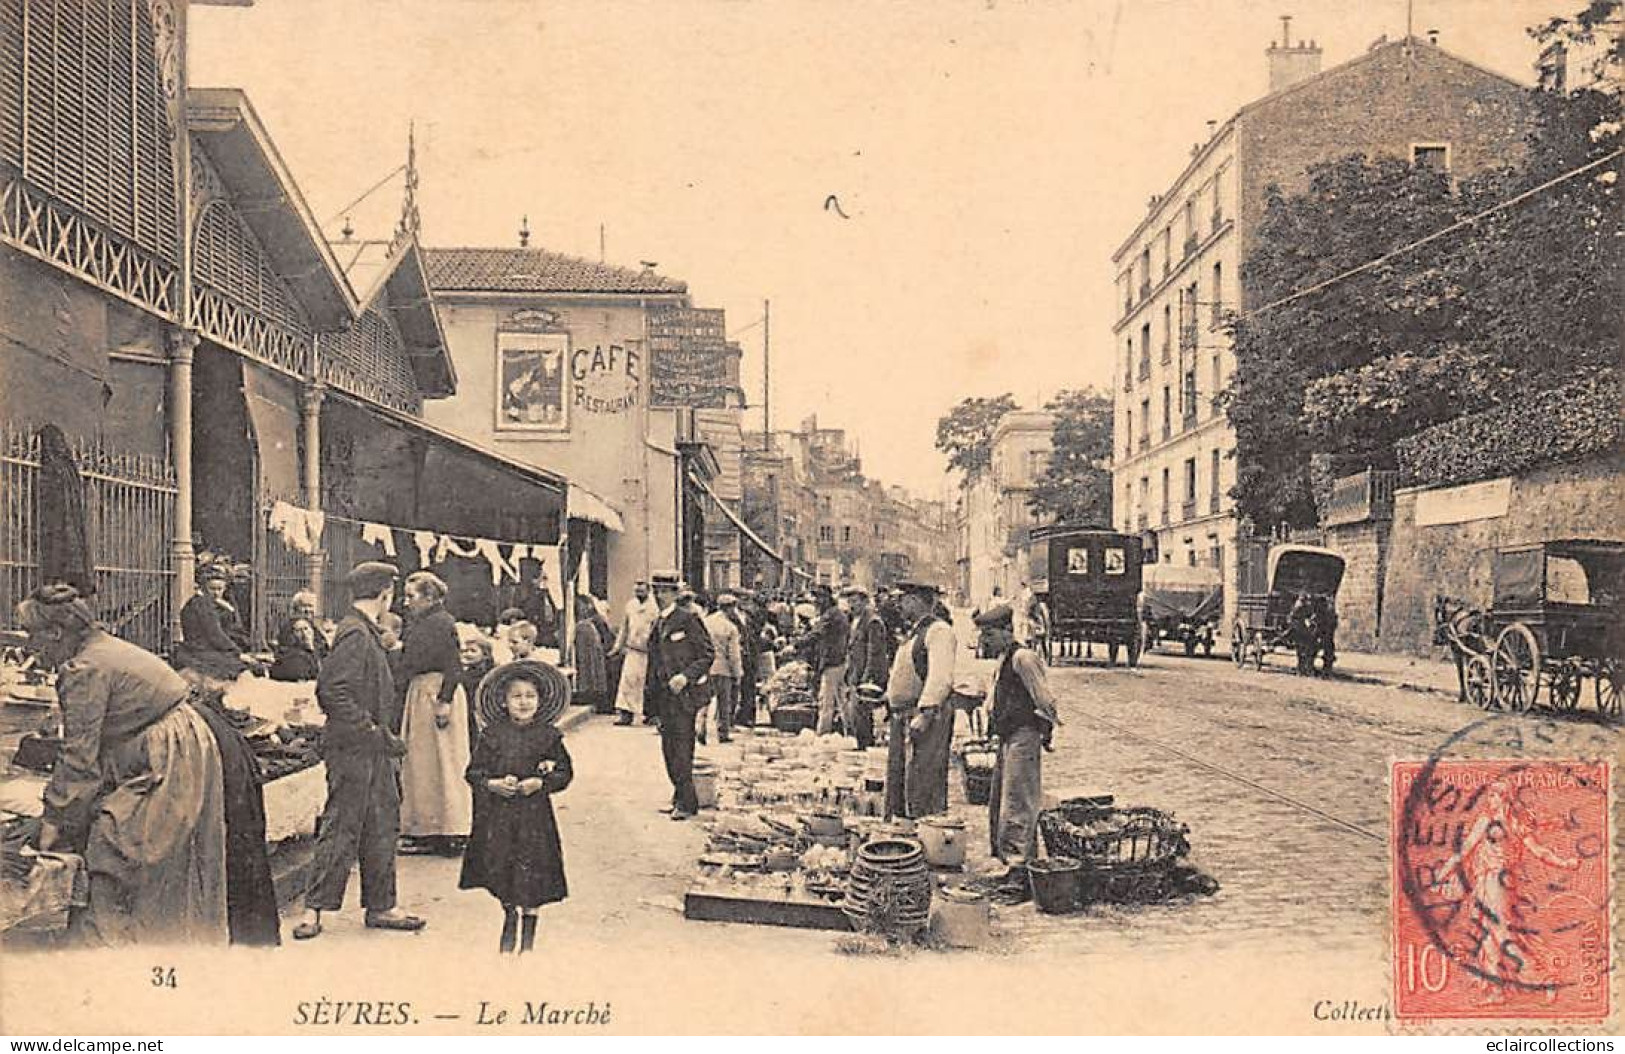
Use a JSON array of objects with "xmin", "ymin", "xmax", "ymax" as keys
[{"xmin": 188, "ymin": 0, "xmax": 1568, "ymax": 502}]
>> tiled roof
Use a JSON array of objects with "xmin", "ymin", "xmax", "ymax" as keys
[{"xmin": 423, "ymin": 247, "xmax": 687, "ymax": 294}]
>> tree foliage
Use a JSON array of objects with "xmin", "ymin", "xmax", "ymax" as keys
[
  {"xmin": 1226, "ymin": 74, "xmax": 1622, "ymax": 531},
  {"xmin": 935, "ymin": 394, "xmax": 1019, "ymax": 477},
  {"xmin": 1027, "ymin": 388, "xmax": 1113, "ymax": 527}
]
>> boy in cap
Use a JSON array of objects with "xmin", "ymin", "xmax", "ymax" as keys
[
  {"xmin": 974, "ymin": 603, "xmax": 1059, "ymax": 866},
  {"xmin": 294, "ymin": 562, "xmax": 426, "ymax": 939}
]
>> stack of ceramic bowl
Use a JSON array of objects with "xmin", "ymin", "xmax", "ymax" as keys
[{"xmin": 842, "ymin": 837, "xmax": 933, "ymax": 937}]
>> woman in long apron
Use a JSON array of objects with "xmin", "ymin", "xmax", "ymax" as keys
[
  {"xmin": 18, "ymin": 585, "xmax": 234, "ymax": 945},
  {"xmin": 398, "ymin": 571, "xmax": 473, "ymax": 853}
]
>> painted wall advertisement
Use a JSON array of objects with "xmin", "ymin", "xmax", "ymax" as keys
[
  {"xmin": 647, "ymin": 305, "xmax": 738, "ymax": 408},
  {"xmin": 495, "ymin": 329, "xmax": 569, "ymax": 431},
  {"xmin": 571, "ymin": 342, "xmax": 641, "ymax": 414}
]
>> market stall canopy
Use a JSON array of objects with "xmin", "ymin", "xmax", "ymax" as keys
[
  {"xmin": 686, "ymin": 470, "xmax": 812, "ymax": 578},
  {"xmin": 340, "ymin": 240, "xmax": 457, "ymax": 399},
  {"xmin": 187, "ymin": 88, "xmax": 357, "ymax": 330},
  {"xmin": 567, "ymin": 483, "xmax": 624, "ymax": 533}
]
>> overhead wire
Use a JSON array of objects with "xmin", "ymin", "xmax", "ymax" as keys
[
  {"xmin": 322, "ymin": 164, "xmax": 408, "ymax": 227},
  {"xmin": 1243, "ymin": 147, "xmax": 1623, "ymax": 320}
]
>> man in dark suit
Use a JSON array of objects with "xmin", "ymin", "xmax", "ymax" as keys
[
  {"xmin": 293, "ymin": 562, "xmax": 424, "ymax": 940},
  {"xmin": 646, "ymin": 572, "xmax": 715, "ymax": 821},
  {"xmin": 842, "ymin": 584, "xmax": 890, "ymax": 749}
]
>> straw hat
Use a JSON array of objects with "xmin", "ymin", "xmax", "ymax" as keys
[{"xmin": 475, "ymin": 659, "xmax": 572, "ymax": 727}]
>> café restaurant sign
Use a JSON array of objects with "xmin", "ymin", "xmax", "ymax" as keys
[
  {"xmin": 571, "ymin": 342, "xmax": 641, "ymax": 414},
  {"xmin": 647, "ymin": 306, "xmax": 737, "ymax": 408}
]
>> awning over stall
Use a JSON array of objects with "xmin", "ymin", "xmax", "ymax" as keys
[
  {"xmin": 686, "ymin": 470, "xmax": 813, "ymax": 581},
  {"xmin": 567, "ymin": 483, "xmax": 624, "ymax": 533}
]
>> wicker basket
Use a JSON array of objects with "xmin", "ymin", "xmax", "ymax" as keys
[
  {"xmin": 771, "ymin": 704, "xmax": 818, "ymax": 734},
  {"xmin": 1038, "ymin": 799, "xmax": 1190, "ymax": 870},
  {"xmin": 956, "ymin": 738, "xmax": 997, "ymax": 806}
]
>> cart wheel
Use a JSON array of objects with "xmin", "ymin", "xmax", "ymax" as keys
[
  {"xmin": 1251, "ymin": 631, "xmax": 1265, "ymax": 671},
  {"xmin": 1492, "ymin": 623, "xmax": 1541, "ymax": 713},
  {"xmin": 1464, "ymin": 654, "xmax": 1496, "ymax": 710},
  {"xmin": 1548, "ymin": 663, "xmax": 1582, "ymax": 713},
  {"xmin": 1596, "ymin": 660, "xmax": 1622, "ymax": 720},
  {"xmin": 1231, "ymin": 623, "xmax": 1246, "ymax": 668}
]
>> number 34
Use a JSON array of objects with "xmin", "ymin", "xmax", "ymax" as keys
[{"xmin": 151, "ymin": 967, "xmax": 177, "ymax": 989}]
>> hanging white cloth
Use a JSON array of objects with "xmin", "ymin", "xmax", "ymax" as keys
[
  {"xmin": 361, "ymin": 522, "xmax": 398, "ymax": 558},
  {"xmin": 434, "ymin": 534, "xmax": 482, "ymax": 565},
  {"xmin": 303, "ymin": 509, "xmax": 326, "ymax": 552},
  {"xmin": 269, "ymin": 501, "xmax": 322, "ymax": 555},
  {"xmin": 412, "ymin": 530, "xmax": 437, "ymax": 568},
  {"xmin": 474, "ymin": 538, "xmax": 521, "ymax": 586}
]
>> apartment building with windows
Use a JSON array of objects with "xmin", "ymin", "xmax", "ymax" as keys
[
  {"xmin": 962, "ymin": 410, "xmax": 1055, "ymax": 605},
  {"xmin": 1111, "ymin": 24, "xmax": 1540, "ymax": 629}
]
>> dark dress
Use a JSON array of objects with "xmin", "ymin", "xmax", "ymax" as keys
[
  {"xmin": 459, "ymin": 719, "xmax": 573, "ymax": 908},
  {"xmin": 269, "ymin": 642, "xmax": 321, "ymax": 682},
  {"xmin": 175, "ymin": 593, "xmax": 248, "ymax": 680}
]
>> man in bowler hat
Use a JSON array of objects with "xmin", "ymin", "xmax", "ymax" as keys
[{"xmin": 646, "ymin": 573, "xmax": 715, "ymax": 820}]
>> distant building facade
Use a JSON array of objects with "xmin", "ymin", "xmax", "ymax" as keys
[{"xmin": 961, "ymin": 410, "xmax": 1054, "ymax": 606}]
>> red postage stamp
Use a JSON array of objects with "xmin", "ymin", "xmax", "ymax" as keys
[{"xmin": 1393, "ymin": 758, "xmax": 1612, "ymax": 1022}]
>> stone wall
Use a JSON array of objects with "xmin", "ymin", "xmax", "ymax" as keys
[
  {"xmin": 1379, "ymin": 453, "xmax": 1625, "ymax": 656},
  {"xmin": 1326, "ymin": 519, "xmax": 1389, "ymax": 651}
]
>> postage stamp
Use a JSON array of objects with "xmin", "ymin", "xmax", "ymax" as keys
[{"xmin": 1393, "ymin": 758, "xmax": 1612, "ymax": 1023}]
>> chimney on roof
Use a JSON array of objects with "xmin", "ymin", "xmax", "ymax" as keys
[
  {"xmin": 1426, "ymin": 28, "xmax": 1439, "ymax": 46},
  {"xmin": 1267, "ymin": 16, "xmax": 1323, "ymax": 92},
  {"xmin": 518, "ymin": 215, "xmax": 531, "ymax": 249}
]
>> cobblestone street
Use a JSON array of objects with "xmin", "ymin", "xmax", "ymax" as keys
[{"xmin": 991, "ymin": 649, "xmax": 1620, "ymax": 960}]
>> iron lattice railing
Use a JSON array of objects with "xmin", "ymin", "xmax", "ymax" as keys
[{"xmin": 1, "ymin": 422, "xmax": 176, "ymax": 653}]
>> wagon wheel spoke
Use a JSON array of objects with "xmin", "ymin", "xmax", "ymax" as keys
[
  {"xmin": 1549, "ymin": 663, "xmax": 1582, "ymax": 712},
  {"xmin": 1492, "ymin": 624, "xmax": 1541, "ymax": 714},
  {"xmin": 1464, "ymin": 654, "xmax": 1495, "ymax": 711},
  {"xmin": 1597, "ymin": 660, "xmax": 1622, "ymax": 721}
]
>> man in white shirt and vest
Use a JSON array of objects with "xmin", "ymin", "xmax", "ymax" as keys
[{"xmin": 882, "ymin": 580, "xmax": 959, "ymax": 819}]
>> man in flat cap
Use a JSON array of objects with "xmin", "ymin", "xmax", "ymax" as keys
[
  {"xmin": 882, "ymin": 581, "xmax": 959, "ymax": 818},
  {"xmin": 702, "ymin": 592, "xmax": 743, "ymax": 744},
  {"xmin": 975, "ymin": 603, "xmax": 1059, "ymax": 866},
  {"xmin": 646, "ymin": 572, "xmax": 714, "ymax": 820},
  {"xmin": 294, "ymin": 562, "xmax": 425, "ymax": 939},
  {"xmin": 841, "ymin": 585, "xmax": 888, "ymax": 749}
]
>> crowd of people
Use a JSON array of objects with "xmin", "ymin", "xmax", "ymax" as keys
[{"xmin": 14, "ymin": 558, "xmax": 1063, "ymax": 951}]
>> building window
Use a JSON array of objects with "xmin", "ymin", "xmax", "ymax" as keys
[
  {"xmin": 1211, "ymin": 354, "xmax": 1223, "ymax": 415},
  {"xmin": 1162, "ymin": 305, "xmax": 1172, "ymax": 362},
  {"xmin": 1140, "ymin": 323, "xmax": 1152, "ymax": 376},
  {"xmin": 1161, "ymin": 228, "xmax": 1172, "ymax": 277},
  {"xmin": 1125, "ymin": 409, "xmax": 1133, "ymax": 457},
  {"xmin": 1209, "ymin": 448, "xmax": 1222, "ymax": 512},
  {"xmin": 1208, "ymin": 533, "xmax": 1223, "ymax": 571},
  {"xmin": 1211, "ymin": 261, "xmax": 1223, "ymax": 325},
  {"xmin": 1160, "ymin": 467, "xmax": 1170, "ymax": 525},
  {"xmin": 1139, "ymin": 398, "xmax": 1150, "ymax": 450},
  {"xmin": 819, "ymin": 525, "xmax": 834, "ymax": 543},
  {"xmin": 1161, "ymin": 386, "xmax": 1172, "ymax": 441},
  {"xmin": 1212, "ymin": 169, "xmax": 1223, "ymax": 224},
  {"xmin": 1412, "ymin": 143, "xmax": 1450, "ymax": 173},
  {"xmin": 1183, "ymin": 199, "xmax": 1196, "ymax": 250},
  {"xmin": 842, "ymin": 525, "xmax": 852, "ymax": 544},
  {"xmin": 1183, "ymin": 457, "xmax": 1197, "ymax": 503},
  {"xmin": 1139, "ymin": 246, "xmax": 1152, "ymax": 294}
]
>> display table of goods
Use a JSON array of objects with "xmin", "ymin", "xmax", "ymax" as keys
[
  {"xmin": 0, "ymin": 655, "xmax": 82, "ymax": 934},
  {"xmin": 684, "ymin": 726, "xmax": 949, "ymax": 932},
  {"xmin": 0, "ymin": 665, "xmax": 329, "ymax": 858}
]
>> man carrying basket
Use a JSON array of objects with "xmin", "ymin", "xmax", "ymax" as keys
[{"xmin": 974, "ymin": 604, "xmax": 1059, "ymax": 866}]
